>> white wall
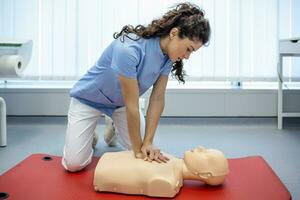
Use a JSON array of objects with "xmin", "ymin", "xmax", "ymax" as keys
[{"xmin": 1, "ymin": 87, "xmax": 300, "ymax": 116}]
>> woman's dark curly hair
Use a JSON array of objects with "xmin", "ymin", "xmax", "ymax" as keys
[{"xmin": 113, "ymin": 2, "xmax": 211, "ymax": 83}]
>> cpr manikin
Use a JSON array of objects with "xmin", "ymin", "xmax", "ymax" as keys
[{"xmin": 93, "ymin": 146, "xmax": 229, "ymax": 198}]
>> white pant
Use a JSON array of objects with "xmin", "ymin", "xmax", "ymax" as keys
[{"xmin": 62, "ymin": 97, "xmax": 145, "ymax": 172}]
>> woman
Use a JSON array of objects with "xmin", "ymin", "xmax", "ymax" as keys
[{"xmin": 62, "ymin": 2, "xmax": 211, "ymax": 172}]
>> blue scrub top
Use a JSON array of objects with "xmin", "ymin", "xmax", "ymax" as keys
[{"xmin": 70, "ymin": 34, "xmax": 173, "ymax": 117}]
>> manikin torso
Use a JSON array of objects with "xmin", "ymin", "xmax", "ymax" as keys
[
  {"xmin": 93, "ymin": 151, "xmax": 183, "ymax": 197},
  {"xmin": 93, "ymin": 147, "xmax": 229, "ymax": 198}
]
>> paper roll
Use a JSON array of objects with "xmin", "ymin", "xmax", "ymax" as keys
[{"xmin": 0, "ymin": 55, "xmax": 24, "ymax": 78}]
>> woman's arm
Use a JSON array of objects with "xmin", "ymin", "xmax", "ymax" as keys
[
  {"xmin": 142, "ymin": 75, "xmax": 169, "ymax": 162},
  {"xmin": 119, "ymin": 75, "xmax": 143, "ymax": 156}
]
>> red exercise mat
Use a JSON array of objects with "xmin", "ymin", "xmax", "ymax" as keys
[{"xmin": 0, "ymin": 154, "xmax": 291, "ymax": 200}]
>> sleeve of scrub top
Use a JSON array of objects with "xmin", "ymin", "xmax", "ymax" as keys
[
  {"xmin": 160, "ymin": 59, "xmax": 173, "ymax": 76},
  {"xmin": 111, "ymin": 43, "xmax": 139, "ymax": 79}
]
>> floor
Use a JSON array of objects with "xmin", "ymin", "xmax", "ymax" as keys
[{"xmin": 0, "ymin": 116, "xmax": 299, "ymax": 199}]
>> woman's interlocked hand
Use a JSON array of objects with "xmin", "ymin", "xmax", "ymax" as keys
[{"xmin": 140, "ymin": 142, "xmax": 169, "ymax": 163}]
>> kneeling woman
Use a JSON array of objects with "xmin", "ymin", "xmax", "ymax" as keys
[{"xmin": 62, "ymin": 2, "xmax": 211, "ymax": 172}]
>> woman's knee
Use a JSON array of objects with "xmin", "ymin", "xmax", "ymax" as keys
[
  {"xmin": 62, "ymin": 149, "xmax": 93, "ymax": 172},
  {"xmin": 62, "ymin": 158, "xmax": 90, "ymax": 172}
]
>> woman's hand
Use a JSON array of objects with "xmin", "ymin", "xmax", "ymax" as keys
[
  {"xmin": 135, "ymin": 152, "xmax": 145, "ymax": 159},
  {"xmin": 141, "ymin": 142, "xmax": 169, "ymax": 163}
]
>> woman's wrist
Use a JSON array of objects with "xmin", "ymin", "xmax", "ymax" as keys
[
  {"xmin": 143, "ymin": 137, "xmax": 153, "ymax": 145},
  {"xmin": 132, "ymin": 144, "xmax": 142, "ymax": 155}
]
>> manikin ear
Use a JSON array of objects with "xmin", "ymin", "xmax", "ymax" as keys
[
  {"xmin": 198, "ymin": 172, "xmax": 213, "ymax": 180},
  {"xmin": 169, "ymin": 27, "xmax": 179, "ymax": 39}
]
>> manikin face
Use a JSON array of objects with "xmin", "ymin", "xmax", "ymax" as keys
[
  {"xmin": 184, "ymin": 146, "xmax": 229, "ymax": 178},
  {"xmin": 165, "ymin": 28, "xmax": 203, "ymax": 63}
]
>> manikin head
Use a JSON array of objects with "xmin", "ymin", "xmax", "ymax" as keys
[{"xmin": 183, "ymin": 146, "xmax": 229, "ymax": 185}]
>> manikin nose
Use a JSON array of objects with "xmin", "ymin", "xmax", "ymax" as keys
[{"xmin": 195, "ymin": 146, "xmax": 206, "ymax": 152}]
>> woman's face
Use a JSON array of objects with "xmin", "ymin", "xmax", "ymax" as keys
[{"xmin": 166, "ymin": 28, "xmax": 203, "ymax": 63}]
